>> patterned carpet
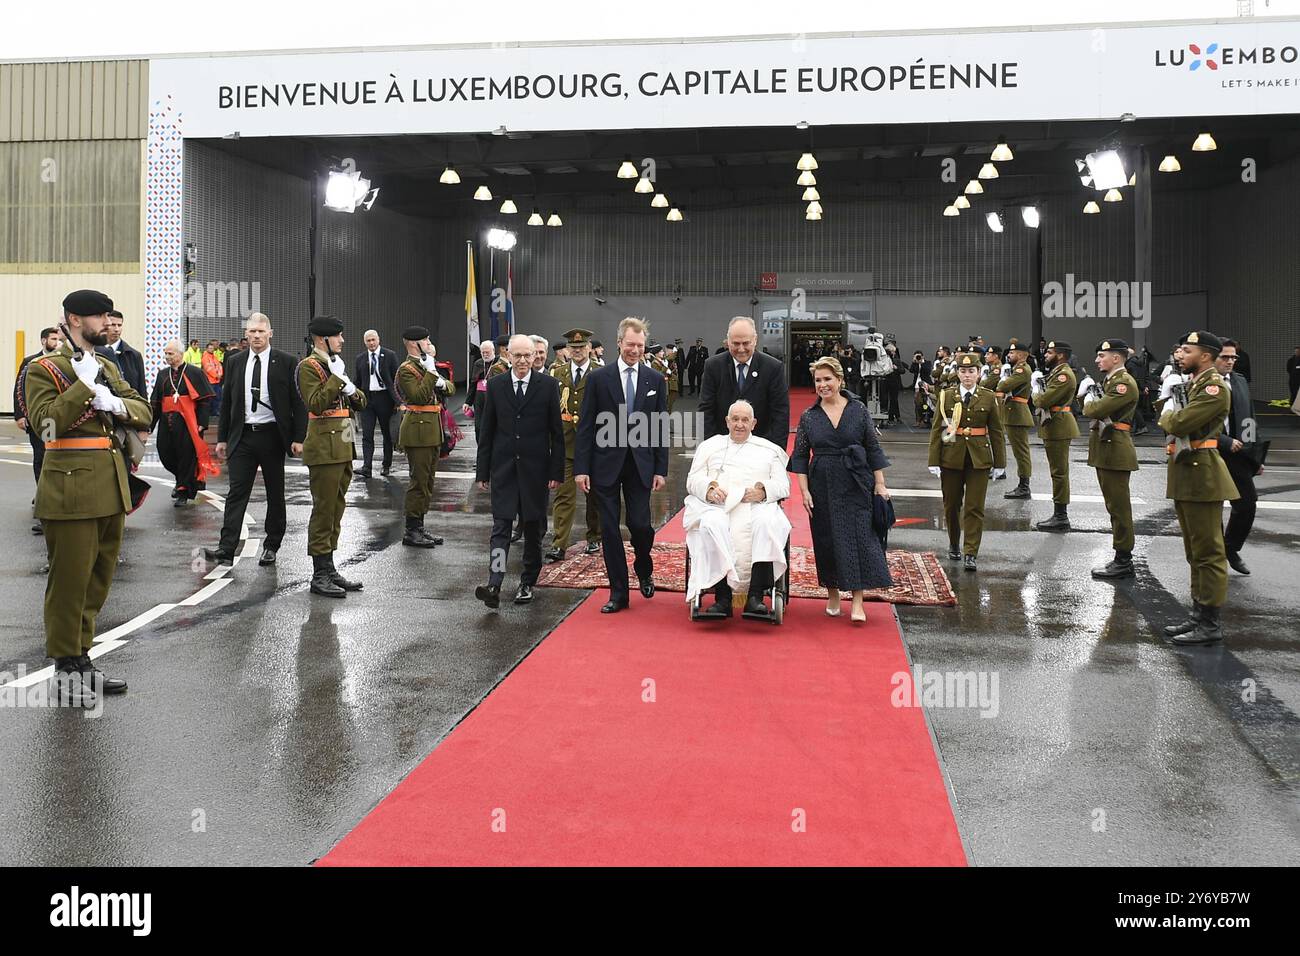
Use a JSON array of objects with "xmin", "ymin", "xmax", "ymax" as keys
[{"xmin": 535, "ymin": 542, "xmax": 957, "ymax": 606}]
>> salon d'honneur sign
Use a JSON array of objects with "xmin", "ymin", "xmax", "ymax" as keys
[{"xmin": 150, "ymin": 20, "xmax": 1300, "ymax": 138}]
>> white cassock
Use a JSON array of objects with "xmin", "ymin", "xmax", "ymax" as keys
[{"xmin": 683, "ymin": 433, "xmax": 792, "ymax": 602}]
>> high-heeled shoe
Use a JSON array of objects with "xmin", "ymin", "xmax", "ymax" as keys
[
  {"xmin": 826, "ymin": 590, "xmax": 841, "ymax": 616},
  {"xmin": 850, "ymin": 606, "xmax": 866, "ymax": 624},
  {"xmin": 826, "ymin": 606, "xmax": 842, "ymax": 617}
]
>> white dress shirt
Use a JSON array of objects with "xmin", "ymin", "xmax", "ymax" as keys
[
  {"xmin": 511, "ymin": 368, "xmax": 532, "ymax": 398},
  {"xmin": 570, "ymin": 360, "xmax": 591, "ymax": 384},
  {"xmin": 244, "ymin": 345, "xmax": 276, "ymax": 425},
  {"xmin": 367, "ymin": 348, "xmax": 383, "ymax": 391}
]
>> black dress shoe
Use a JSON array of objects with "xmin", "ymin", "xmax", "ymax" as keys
[
  {"xmin": 584, "ymin": 541, "xmax": 601, "ymax": 555},
  {"xmin": 53, "ymin": 659, "xmax": 96, "ymax": 708},
  {"xmin": 403, "ymin": 528, "xmax": 438, "ymax": 548},
  {"xmin": 1227, "ymin": 551, "xmax": 1250, "ymax": 575},
  {"xmin": 544, "ymin": 546, "xmax": 565, "ymax": 563},
  {"xmin": 695, "ymin": 599, "xmax": 732, "ymax": 620},
  {"xmin": 310, "ymin": 572, "xmax": 346, "ymax": 598},
  {"xmin": 947, "ymin": 549, "xmax": 961, "ymax": 561},
  {"xmin": 638, "ymin": 576, "xmax": 655, "ymax": 599},
  {"xmin": 203, "ymin": 547, "xmax": 234, "ymax": 565},
  {"xmin": 742, "ymin": 596, "xmax": 774, "ymax": 620},
  {"xmin": 1091, "ymin": 557, "xmax": 1135, "ymax": 579},
  {"xmin": 514, "ymin": 584, "xmax": 534, "ymax": 604},
  {"xmin": 476, "ymin": 584, "xmax": 501, "ymax": 608},
  {"xmin": 173, "ymin": 497, "xmax": 188, "ymax": 507},
  {"xmin": 511, "ymin": 526, "xmax": 524, "ymax": 543},
  {"xmin": 1163, "ymin": 603, "xmax": 1202, "ymax": 637},
  {"xmin": 259, "ymin": 548, "xmax": 277, "ymax": 566},
  {"xmin": 355, "ymin": 469, "xmax": 373, "ymax": 479},
  {"xmin": 600, "ymin": 598, "xmax": 629, "ymax": 614},
  {"xmin": 77, "ymin": 655, "xmax": 126, "ymax": 695},
  {"xmin": 381, "ymin": 465, "xmax": 392, "ymax": 477},
  {"xmin": 963, "ymin": 555, "xmax": 977, "ymax": 572},
  {"xmin": 32, "ymin": 521, "xmax": 43, "ymax": 535}
]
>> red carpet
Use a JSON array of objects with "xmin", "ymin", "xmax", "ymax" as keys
[{"xmin": 319, "ymin": 388, "xmax": 966, "ymax": 866}]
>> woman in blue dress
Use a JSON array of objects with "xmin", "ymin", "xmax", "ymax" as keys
[{"xmin": 790, "ymin": 356, "xmax": 894, "ymax": 623}]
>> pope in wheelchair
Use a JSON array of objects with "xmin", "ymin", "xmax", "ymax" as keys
[{"xmin": 684, "ymin": 399, "xmax": 792, "ymax": 622}]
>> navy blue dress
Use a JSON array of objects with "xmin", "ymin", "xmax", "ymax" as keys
[{"xmin": 790, "ymin": 394, "xmax": 893, "ymax": 591}]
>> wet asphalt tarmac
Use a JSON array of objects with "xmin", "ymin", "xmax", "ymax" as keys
[{"xmin": 0, "ymin": 398, "xmax": 1296, "ymax": 866}]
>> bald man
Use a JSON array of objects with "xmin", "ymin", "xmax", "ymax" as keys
[{"xmin": 354, "ymin": 329, "xmax": 400, "ymax": 477}]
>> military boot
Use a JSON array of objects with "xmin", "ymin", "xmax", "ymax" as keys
[
  {"xmin": 1163, "ymin": 602, "xmax": 1202, "ymax": 637},
  {"xmin": 418, "ymin": 516, "xmax": 443, "ymax": 546},
  {"xmin": 327, "ymin": 554, "xmax": 363, "ymax": 591},
  {"xmin": 52, "ymin": 657, "xmax": 97, "ymax": 708},
  {"xmin": 1035, "ymin": 505, "xmax": 1071, "ymax": 531},
  {"xmin": 1091, "ymin": 550, "xmax": 1135, "ymax": 580},
  {"xmin": 310, "ymin": 554, "xmax": 345, "ymax": 598},
  {"xmin": 1003, "ymin": 478, "xmax": 1031, "ymax": 499},
  {"xmin": 403, "ymin": 516, "xmax": 437, "ymax": 548},
  {"xmin": 1171, "ymin": 604, "xmax": 1223, "ymax": 646},
  {"xmin": 77, "ymin": 654, "xmax": 127, "ymax": 694}
]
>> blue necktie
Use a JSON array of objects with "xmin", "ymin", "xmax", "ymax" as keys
[
  {"xmin": 371, "ymin": 353, "xmax": 380, "ymax": 386},
  {"xmin": 625, "ymin": 367, "xmax": 635, "ymax": 411},
  {"xmin": 737, "ymin": 362, "xmax": 748, "ymax": 394}
]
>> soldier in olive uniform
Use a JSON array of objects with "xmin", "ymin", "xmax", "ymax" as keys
[
  {"xmin": 395, "ymin": 325, "xmax": 455, "ymax": 549},
  {"xmin": 1032, "ymin": 340, "xmax": 1079, "ymax": 531},
  {"xmin": 545, "ymin": 328, "xmax": 602, "ymax": 562},
  {"xmin": 978, "ymin": 346, "xmax": 1008, "ymax": 482},
  {"xmin": 664, "ymin": 343, "xmax": 681, "ymax": 412},
  {"xmin": 927, "ymin": 352, "xmax": 1007, "ymax": 571},
  {"xmin": 487, "ymin": 335, "xmax": 510, "ymax": 380},
  {"xmin": 1158, "ymin": 331, "xmax": 1239, "ymax": 646},
  {"xmin": 1082, "ymin": 339, "xmax": 1141, "ymax": 579},
  {"xmin": 297, "ymin": 315, "xmax": 367, "ymax": 597},
  {"xmin": 21, "ymin": 290, "xmax": 152, "ymax": 706},
  {"xmin": 996, "ymin": 341, "xmax": 1035, "ymax": 498}
]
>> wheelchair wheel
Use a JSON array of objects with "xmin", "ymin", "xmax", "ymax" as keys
[{"xmin": 772, "ymin": 591, "xmax": 784, "ymax": 624}]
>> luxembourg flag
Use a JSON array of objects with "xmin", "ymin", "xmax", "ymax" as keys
[
  {"xmin": 504, "ymin": 253, "xmax": 516, "ymax": 336},
  {"xmin": 465, "ymin": 242, "xmax": 480, "ymax": 346}
]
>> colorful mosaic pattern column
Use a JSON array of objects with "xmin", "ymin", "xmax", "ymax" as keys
[{"xmin": 144, "ymin": 94, "xmax": 184, "ymax": 387}]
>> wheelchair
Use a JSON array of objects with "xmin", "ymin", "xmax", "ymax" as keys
[{"xmin": 684, "ymin": 532, "xmax": 791, "ymax": 625}]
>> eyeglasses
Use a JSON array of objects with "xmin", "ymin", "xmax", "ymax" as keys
[{"xmin": 1220, "ymin": 355, "xmax": 1238, "ymax": 360}]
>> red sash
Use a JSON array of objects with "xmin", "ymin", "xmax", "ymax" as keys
[{"xmin": 166, "ymin": 371, "xmax": 220, "ymax": 481}]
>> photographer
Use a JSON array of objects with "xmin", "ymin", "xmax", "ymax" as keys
[{"xmin": 909, "ymin": 349, "xmax": 934, "ymax": 426}]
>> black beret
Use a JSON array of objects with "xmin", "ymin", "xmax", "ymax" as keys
[
  {"xmin": 62, "ymin": 289, "xmax": 114, "ymax": 316},
  {"xmin": 1179, "ymin": 330, "xmax": 1222, "ymax": 353},
  {"xmin": 1005, "ymin": 341, "xmax": 1029, "ymax": 354},
  {"xmin": 308, "ymin": 315, "xmax": 344, "ymax": 336},
  {"xmin": 590, "ymin": 339, "xmax": 603, "ymax": 348},
  {"xmin": 494, "ymin": 335, "xmax": 509, "ymax": 349},
  {"xmin": 402, "ymin": 325, "xmax": 430, "ymax": 341},
  {"xmin": 647, "ymin": 343, "xmax": 663, "ymax": 354},
  {"xmin": 1046, "ymin": 340, "xmax": 1072, "ymax": 353},
  {"xmin": 1095, "ymin": 338, "xmax": 1130, "ymax": 354}
]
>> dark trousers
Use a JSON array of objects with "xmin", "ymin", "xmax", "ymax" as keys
[
  {"xmin": 687, "ymin": 368, "xmax": 703, "ymax": 394},
  {"xmin": 361, "ymin": 390, "xmax": 396, "ymax": 470},
  {"xmin": 473, "ymin": 392, "xmax": 486, "ymax": 440},
  {"xmin": 158, "ymin": 411, "xmax": 200, "ymax": 497},
  {"xmin": 1223, "ymin": 454, "xmax": 1258, "ymax": 554},
  {"xmin": 594, "ymin": 452, "xmax": 655, "ymax": 600},
  {"xmin": 27, "ymin": 426, "xmax": 44, "ymax": 481},
  {"xmin": 218, "ymin": 426, "xmax": 288, "ymax": 553},
  {"xmin": 489, "ymin": 508, "xmax": 542, "ymax": 587}
]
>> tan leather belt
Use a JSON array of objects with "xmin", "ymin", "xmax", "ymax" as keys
[
  {"xmin": 1008, "ymin": 396, "xmax": 1029, "ymax": 404},
  {"xmin": 309, "ymin": 409, "xmax": 350, "ymax": 420},
  {"xmin": 1110, "ymin": 422, "xmax": 1132, "ymax": 431},
  {"xmin": 956, "ymin": 427, "xmax": 988, "ymax": 436},
  {"xmin": 45, "ymin": 437, "xmax": 112, "ymax": 450},
  {"xmin": 1050, "ymin": 405, "xmax": 1070, "ymax": 412},
  {"xmin": 1167, "ymin": 439, "xmax": 1219, "ymax": 453},
  {"xmin": 403, "ymin": 404, "xmax": 442, "ymax": 413}
]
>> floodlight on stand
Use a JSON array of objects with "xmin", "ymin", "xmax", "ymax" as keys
[
  {"xmin": 546, "ymin": 211, "xmax": 563, "ymax": 227},
  {"xmin": 964, "ymin": 179, "xmax": 984, "ymax": 195},
  {"xmin": 797, "ymin": 170, "xmax": 817, "ymax": 187},
  {"xmin": 991, "ymin": 136, "xmax": 1014, "ymax": 162},
  {"xmin": 1083, "ymin": 200, "xmax": 1101, "ymax": 214},
  {"xmin": 359, "ymin": 187, "xmax": 379, "ymax": 211},
  {"xmin": 1103, "ymin": 188, "xmax": 1123, "ymax": 202},
  {"xmin": 985, "ymin": 211, "xmax": 1004, "ymax": 233},
  {"xmin": 978, "ymin": 162, "xmax": 999, "ymax": 180},
  {"xmin": 801, "ymin": 186, "xmax": 820, "ymax": 201},
  {"xmin": 527, "ymin": 207, "xmax": 544, "ymax": 226},
  {"xmin": 954, "ymin": 195, "xmax": 970, "ymax": 210},
  {"xmin": 1085, "ymin": 149, "xmax": 1128, "ymax": 190},
  {"xmin": 1021, "ymin": 205, "xmax": 1040, "ymax": 228},
  {"xmin": 651, "ymin": 193, "xmax": 669, "ymax": 208},
  {"xmin": 797, "ymin": 152, "xmax": 819, "ymax": 171},
  {"xmin": 943, "ymin": 204, "xmax": 960, "ymax": 217},
  {"xmin": 439, "ymin": 165, "xmax": 460, "ymax": 185},
  {"xmin": 1192, "ymin": 132, "xmax": 1217, "ymax": 151},
  {"xmin": 634, "ymin": 176, "xmax": 654, "ymax": 194},
  {"xmin": 499, "ymin": 197, "xmax": 518, "ymax": 214},
  {"xmin": 324, "ymin": 169, "xmax": 372, "ymax": 213},
  {"xmin": 473, "ymin": 185, "xmax": 493, "ymax": 201},
  {"xmin": 1158, "ymin": 154, "xmax": 1181, "ymax": 172},
  {"xmin": 806, "ymin": 200, "xmax": 823, "ymax": 215},
  {"xmin": 666, "ymin": 207, "xmax": 683, "ymax": 222},
  {"xmin": 617, "ymin": 155, "xmax": 638, "ymax": 178}
]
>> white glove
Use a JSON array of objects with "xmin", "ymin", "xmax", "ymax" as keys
[
  {"xmin": 71, "ymin": 351, "xmax": 100, "ymax": 387},
  {"xmin": 928, "ymin": 466, "xmax": 942, "ymax": 478},
  {"xmin": 341, "ymin": 380, "xmax": 357, "ymax": 397},
  {"xmin": 1030, "ymin": 370, "xmax": 1045, "ymax": 394},
  {"xmin": 991, "ymin": 467, "xmax": 1006, "ymax": 480},
  {"xmin": 420, "ymin": 354, "xmax": 439, "ymax": 373},
  {"xmin": 1158, "ymin": 375, "xmax": 1181, "ymax": 401},
  {"xmin": 326, "ymin": 354, "xmax": 346, "ymax": 378},
  {"xmin": 1160, "ymin": 363, "xmax": 1177, "ymax": 382},
  {"xmin": 998, "ymin": 363, "xmax": 1012, "ymax": 381},
  {"xmin": 91, "ymin": 383, "xmax": 126, "ymax": 417},
  {"xmin": 1076, "ymin": 376, "xmax": 1096, "ymax": 398}
]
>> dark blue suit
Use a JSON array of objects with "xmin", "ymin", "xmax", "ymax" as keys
[{"xmin": 574, "ymin": 360, "xmax": 670, "ymax": 602}]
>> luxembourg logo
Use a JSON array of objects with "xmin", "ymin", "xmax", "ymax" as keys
[{"xmin": 1188, "ymin": 42, "xmax": 1218, "ymax": 71}]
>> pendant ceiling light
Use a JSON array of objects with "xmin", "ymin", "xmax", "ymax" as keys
[
  {"xmin": 499, "ymin": 197, "xmax": 518, "ymax": 214},
  {"xmin": 978, "ymin": 162, "xmax": 999, "ymax": 180},
  {"xmin": 1158, "ymin": 154, "xmax": 1182, "ymax": 172},
  {"xmin": 964, "ymin": 179, "xmax": 984, "ymax": 195},
  {"xmin": 439, "ymin": 165, "xmax": 460, "ymax": 185},
  {"xmin": 806, "ymin": 200, "xmax": 823, "ymax": 215},
  {"xmin": 1083, "ymin": 200, "xmax": 1101, "ymax": 214},
  {"xmin": 954, "ymin": 195, "xmax": 971, "ymax": 210},
  {"xmin": 634, "ymin": 177, "xmax": 654, "ymax": 194},
  {"xmin": 806, "ymin": 208, "xmax": 822, "ymax": 221},
  {"xmin": 473, "ymin": 185, "xmax": 493, "ymax": 201},
  {"xmin": 527, "ymin": 208, "xmax": 544, "ymax": 226},
  {"xmin": 651, "ymin": 193, "xmax": 669, "ymax": 208},
  {"xmin": 943, "ymin": 204, "xmax": 960, "ymax": 217},
  {"xmin": 796, "ymin": 152, "xmax": 819, "ymax": 171},
  {"xmin": 1103, "ymin": 188, "xmax": 1123, "ymax": 202},
  {"xmin": 547, "ymin": 211, "xmax": 563, "ymax": 227},
  {"xmin": 617, "ymin": 155, "xmax": 638, "ymax": 178},
  {"xmin": 990, "ymin": 136, "xmax": 1014, "ymax": 162},
  {"xmin": 801, "ymin": 186, "xmax": 820, "ymax": 201},
  {"xmin": 797, "ymin": 170, "xmax": 817, "ymax": 187},
  {"xmin": 1192, "ymin": 132, "xmax": 1217, "ymax": 151},
  {"xmin": 666, "ymin": 207, "xmax": 683, "ymax": 222}
]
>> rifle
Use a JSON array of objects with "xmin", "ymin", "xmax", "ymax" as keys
[
  {"xmin": 1084, "ymin": 381, "xmax": 1114, "ymax": 432},
  {"xmin": 1163, "ymin": 379, "xmax": 1195, "ymax": 461}
]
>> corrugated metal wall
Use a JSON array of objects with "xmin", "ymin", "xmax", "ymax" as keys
[
  {"xmin": 0, "ymin": 60, "xmax": 148, "ymax": 141},
  {"xmin": 0, "ymin": 140, "xmax": 141, "ymax": 268},
  {"xmin": 1208, "ymin": 153, "xmax": 1300, "ymax": 401}
]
